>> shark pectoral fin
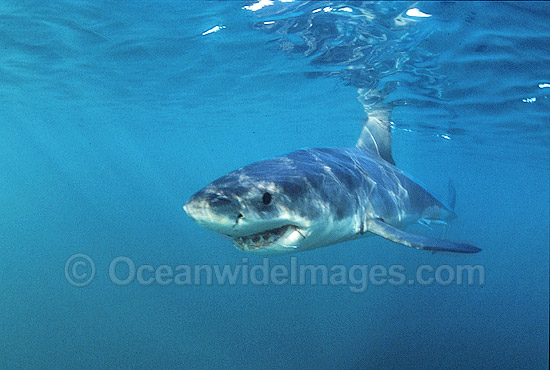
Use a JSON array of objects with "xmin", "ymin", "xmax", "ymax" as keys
[{"xmin": 368, "ymin": 219, "xmax": 481, "ymax": 254}]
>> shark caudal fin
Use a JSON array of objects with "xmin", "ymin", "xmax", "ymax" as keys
[
  {"xmin": 356, "ymin": 88, "xmax": 395, "ymax": 165},
  {"xmin": 368, "ymin": 219, "xmax": 481, "ymax": 254}
]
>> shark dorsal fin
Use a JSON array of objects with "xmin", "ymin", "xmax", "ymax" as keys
[{"xmin": 356, "ymin": 88, "xmax": 395, "ymax": 165}]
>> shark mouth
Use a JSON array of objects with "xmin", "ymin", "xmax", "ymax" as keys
[{"xmin": 232, "ymin": 225, "xmax": 301, "ymax": 251}]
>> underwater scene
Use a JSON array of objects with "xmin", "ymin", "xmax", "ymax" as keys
[{"xmin": 0, "ymin": 1, "xmax": 548, "ymax": 369}]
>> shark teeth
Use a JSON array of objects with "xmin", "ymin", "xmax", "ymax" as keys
[{"xmin": 233, "ymin": 225, "xmax": 295, "ymax": 251}]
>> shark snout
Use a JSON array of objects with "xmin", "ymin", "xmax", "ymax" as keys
[
  {"xmin": 183, "ymin": 189, "xmax": 243, "ymax": 235},
  {"xmin": 185, "ymin": 191, "xmax": 237, "ymax": 212}
]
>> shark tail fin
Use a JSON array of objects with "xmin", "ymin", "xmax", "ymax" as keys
[{"xmin": 356, "ymin": 88, "xmax": 395, "ymax": 166}]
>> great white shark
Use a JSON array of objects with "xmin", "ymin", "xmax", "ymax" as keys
[{"xmin": 184, "ymin": 91, "xmax": 480, "ymax": 255}]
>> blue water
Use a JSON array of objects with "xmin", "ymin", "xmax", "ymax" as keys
[{"xmin": 1, "ymin": 1, "xmax": 548, "ymax": 369}]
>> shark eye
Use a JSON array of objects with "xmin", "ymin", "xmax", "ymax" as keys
[{"xmin": 262, "ymin": 192, "xmax": 272, "ymax": 205}]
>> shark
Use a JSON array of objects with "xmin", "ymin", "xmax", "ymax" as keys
[{"xmin": 184, "ymin": 90, "xmax": 480, "ymax": 255}]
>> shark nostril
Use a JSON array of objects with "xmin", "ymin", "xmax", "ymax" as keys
[{"xmin": 233, "ymin": 213, "xmax": 244, "ymax": 227}]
